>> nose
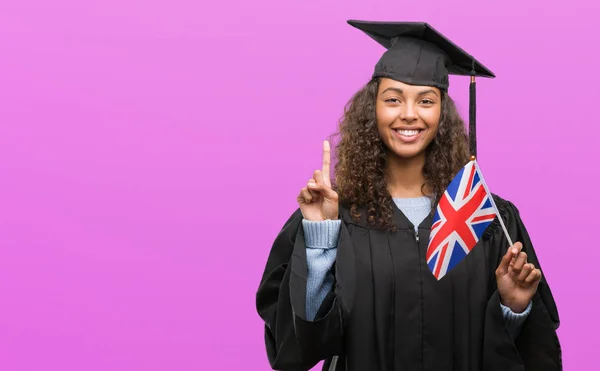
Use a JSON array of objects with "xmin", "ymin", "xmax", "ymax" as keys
[{"xmin": 400, "ymin": 102, "xmax": 418, "ymax": 123}]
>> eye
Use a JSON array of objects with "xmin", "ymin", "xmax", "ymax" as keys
[
  {"xmin": 385, "ymin": 98, "xmax": 401, "ymax": 103},
  {"xmin": 420, "ymin": 99, "xmax": 435, "ymax": 105}
]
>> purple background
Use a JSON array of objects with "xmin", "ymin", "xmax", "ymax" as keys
[{"xmin": 0, "ymin": 0, "xmax": 598, "ymax": 370}]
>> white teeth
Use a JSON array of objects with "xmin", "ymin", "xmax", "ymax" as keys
[{"xmin": 395, "ymin": 129, "xmax": 420, "ymax": 136}]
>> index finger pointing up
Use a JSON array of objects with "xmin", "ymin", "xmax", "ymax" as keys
[{"xmin": 322, "ymin": 140, "xmax": 331, "ymax": 186}]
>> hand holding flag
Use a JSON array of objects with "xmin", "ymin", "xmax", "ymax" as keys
[
  {"xmin": 495, "ymin": 242, "xmax": 542, "ymax": 313},
  {"xmin": 426, "ymin": 157, "xmax": 542, "ymax": 312}
]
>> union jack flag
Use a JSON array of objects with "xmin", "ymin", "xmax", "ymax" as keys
[{"xmin": 426, "ymin": 160, "xmax": 499, "ymax": 280}]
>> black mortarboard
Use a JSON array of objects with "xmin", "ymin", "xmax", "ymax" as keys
[{"xmin": 347, "ymin": 20, "xmax": 495, "ymax": 157}]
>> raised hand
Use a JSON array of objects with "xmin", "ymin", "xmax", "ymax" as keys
[
  {"xmin": 495, "ymin": 242, "xmax": 542, "ymax": 313},
  {"xmin": 297, "ymin": 140, "xmax": 339, "ymax": 221}
]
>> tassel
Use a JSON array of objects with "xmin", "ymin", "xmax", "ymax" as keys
[{"xmin": 469, "ymin": 59, "xmax": 477, "ymax": 158}]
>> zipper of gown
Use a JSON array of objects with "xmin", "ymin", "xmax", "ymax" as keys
[{"xmin": 414, "ymin": 228, "xmax": 420, "ymax": 244}]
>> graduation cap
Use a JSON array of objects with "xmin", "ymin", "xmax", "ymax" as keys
[{"xmin": 347, "ymin": 20, "xmax": 495, "ymax": 158}]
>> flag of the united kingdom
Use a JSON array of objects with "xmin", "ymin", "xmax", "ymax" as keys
[{"xmin": 426, "ymin": 160, "xmax": 498, "ymax": 280}]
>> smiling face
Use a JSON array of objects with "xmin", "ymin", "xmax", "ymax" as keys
[{"xmin": 376, "ymin": 78, "xmax": 442, "ymax": 161}]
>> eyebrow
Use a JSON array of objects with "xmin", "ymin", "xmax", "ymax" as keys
[{"xmin": 381, "ymin": 87, "xmax": 439, "ymax": 97}]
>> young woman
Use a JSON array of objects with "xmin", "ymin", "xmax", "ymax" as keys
[{"xmin": 256, "ymin": 20, "xmax": 561, "ymax": 371}]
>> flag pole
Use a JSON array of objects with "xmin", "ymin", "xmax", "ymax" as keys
[{"xmin": 470, "ymin": 156, "xmax": 514, "ymax": 247}]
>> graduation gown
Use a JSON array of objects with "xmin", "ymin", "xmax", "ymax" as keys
[{"xmin": 255, "ymin": 194, "xmax": 562, "ymax": 371}]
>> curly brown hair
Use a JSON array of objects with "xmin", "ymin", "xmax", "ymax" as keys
[{"xmin": 329, "ymin": 77, "xmax": 471, "ymax": 231}]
